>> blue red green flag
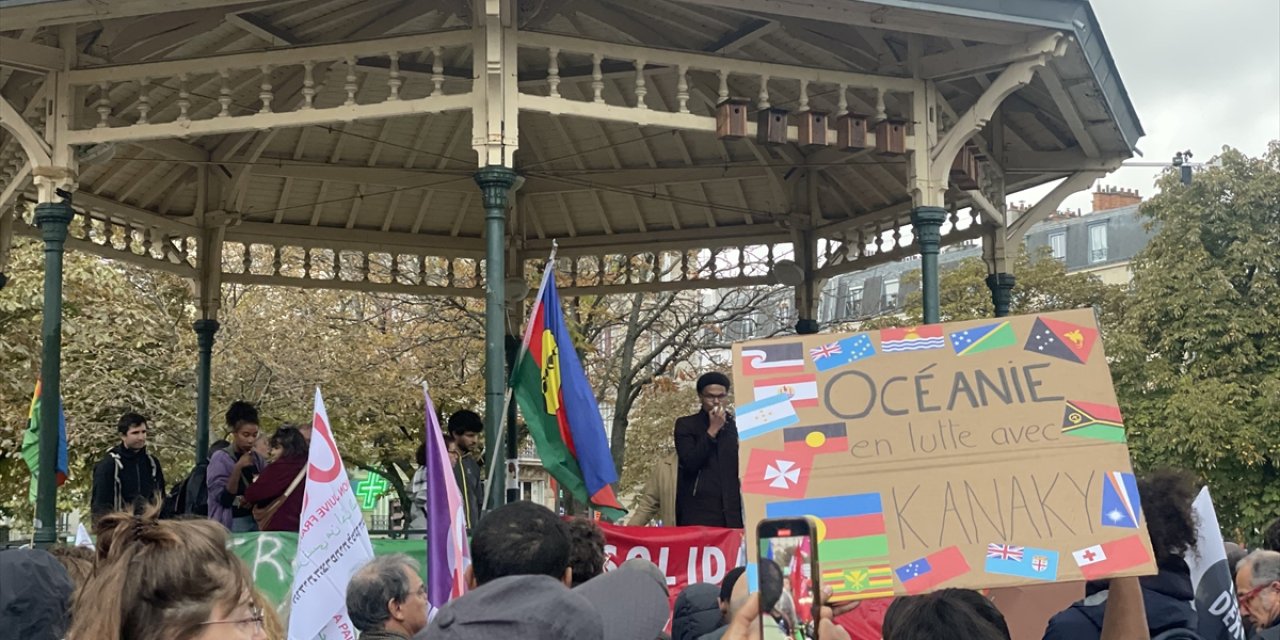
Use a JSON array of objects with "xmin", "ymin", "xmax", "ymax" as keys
[{"xmin": 511, "ymin": 263, "xmax": 625, "ymax": 520}]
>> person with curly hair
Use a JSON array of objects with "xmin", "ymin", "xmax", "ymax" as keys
[
  {"xmin": 66, "ymin": 501, "xmax": 267, "ymax": 640},
  {"xmin": 1043, "ymin": 468, "xmax": 1200, "ymax": 640},
  {"xmin": 566, "ymin": 516, "xmax": 608, "ymax": 587}
]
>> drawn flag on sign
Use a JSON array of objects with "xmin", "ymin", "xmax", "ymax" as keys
[
  {"xmin": 1024, "ymin": 316, "xmax": 1098, "ymax": 364},
  {"xmin": 985, "ymin": 544, "xmax": 1060, "ymax": 581},
  {"xmin": 737, "ymin": 394, "xmax": 800, "ymax": 440},
  {"xmin": 820, "ymin": 563, "xmax": 895, "ymax": 602},
  {"xmin": 1072, "ymin": 534, "xmax": 1151, "ymax": 580},
  {"xmin": 782, "ymin": 422, "xmax": 848, "ymax": 454},
  {"xmin": 753, "ymin": 374, "xmax": 819, "ymax": 408},
  {"xmin": 880, "ymin": 325, "xmax": 946, "ymax": 353},
  {"xmin": 950, "ymin": 321, "xmax": 1016, "ymax": 356},
  {"xmin": 742, "ymin": 448, "xmax": 812, "ymax": 498},
  {"xmin": 1101, "ymin": 471, "xmax": 1143, "ymax": 529},
  {"xmin": 810, "ymin": 334, "xmax": 876, "ymax": 372},
  {"xmin": 768, "ymin": 493, "xmax": 889, "ymax": 564},
  {"xmin": 1062, "ymin": 399, "xmax": 1126, "ymax": 443},
  {"xmin": 894, "ymin": 546, "xmax": 970, "ymax": 594},
  {"xmin": 742, "ymin": 343, "xmax": 806, "ymax": 376}
]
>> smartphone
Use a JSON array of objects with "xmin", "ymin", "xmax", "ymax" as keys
[{"xmin": 757, "ymin": 517, "xmax": 821, "ymax": 640}]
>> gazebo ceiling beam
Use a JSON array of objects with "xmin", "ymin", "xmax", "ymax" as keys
[
  {"xmin": 679, "ymin": 0, "xmax": 1028, "ymax": 45},
  {"xmin": 65, "ymin": 29, "xmax": 471, "ymax": 84},
  {"xmin": 0, "ymin": 0, "xmax": 297, "ymax": 31},
  {"xmin": 224, "ymin": 221, "xmax": 485, "ymax": 256},
  {"xmin": 919, "ymin": 32, "xmax": 1068, "ymax": 82}
]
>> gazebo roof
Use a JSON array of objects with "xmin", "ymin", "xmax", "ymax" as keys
[{"xmin": 0, "ymin": 0, "xmax": 1140, "ymax": 296}]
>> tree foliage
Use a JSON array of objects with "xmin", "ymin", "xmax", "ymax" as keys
[
  {"xmin": 0, "ymin": 231, "xmax": 196, "ymax": 521},
  {"xmin": 1108, "ymin": 143, "xmax": 1280, "ymax": 542}
]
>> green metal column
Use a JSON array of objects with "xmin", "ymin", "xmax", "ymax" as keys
[
  {"xmin": 193, "ymin": 319, "xmax": 220, "ymax": 464},
  {"xmin": 34, "ymin": 196, "xmax": 75, "ymax": 546},
  {"xmin": 474, "ymin": 165, "xmax": 517, "ymax": 512},
  {"xmin": 986, "ymin": 273, "xmax": 1016, "ymax": 318},
  {"xmin": 911, "ymin": 206, "xmax": 948, "ymax": 325},
  {"xmin": 504, "ymin": 334, "xmax": 521, "ymax": 505}
]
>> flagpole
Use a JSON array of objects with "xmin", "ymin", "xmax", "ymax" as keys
[{"xmin": 483, "ymin": 241, "xmax": 557, "ymax": 512}]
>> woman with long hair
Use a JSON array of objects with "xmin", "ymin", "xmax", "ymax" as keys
[
  {"xmin": 243, "ymin": 425, "xmax": 309, "ymax": 532},
  {"xmin": 68, "ymin": 502, "xmax": 267, "ymax": 640}
]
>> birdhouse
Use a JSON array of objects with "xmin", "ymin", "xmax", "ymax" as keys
[
  {"xmin": 950, "ymin": 145, "xmax": 981, "ymax": 190},
  {"xmin": 875, "ymin": 120, "xmax": 906, "ymax": 155},
  {"xmin": 757, "ymin": 107, "xmax": 789, "ymax": 145},
  {"xmin": 835, "ymin": 113, "xmax": 869, "ymax": 151},
  {"xmin": 715, "ymin": 99, "xmax": 750, "ymax": 139},
  {"xmin": 796, "ymin": 110, "xmax": 828, "ymax": 147}
]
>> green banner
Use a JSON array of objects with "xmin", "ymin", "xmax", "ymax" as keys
[{"xmin": 230, "ymin": 532, "xmax": 426, "ymax": 606}]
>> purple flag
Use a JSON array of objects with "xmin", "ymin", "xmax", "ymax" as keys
[{"xmin": 423, "ymin": 385, "xmax": 469, "ymax": 613}]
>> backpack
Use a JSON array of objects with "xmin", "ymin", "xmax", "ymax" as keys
[{"xmin": 164, "ymin": 459, "xmax": 213, "ymax": 517}]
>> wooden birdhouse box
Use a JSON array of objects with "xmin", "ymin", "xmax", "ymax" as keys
[
  {"xmin": 835, "ymin": 113, "xmax": 869, "ymax": 151},
  {"xmin": 950, "ymin": 145, "xmax": 982, "ymax": 190},
  {"xmin": 875, "ymin": 119, "xmax": 906, "ymax": 155},
  {"xmin": 715, "ymin": 99, "xmax": 750, "ymax": 139},
  {"xmin": 757, "ymin": 107, "xmax": 789, "ymax": 145},
  {"xmin": 796, "ymin": 111, "xmax": 828, "ymax": 146}
]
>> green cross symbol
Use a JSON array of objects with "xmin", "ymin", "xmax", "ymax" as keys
[{"xmin": 354, "ymin": 473, "xmax": 388, "ymax": 510}]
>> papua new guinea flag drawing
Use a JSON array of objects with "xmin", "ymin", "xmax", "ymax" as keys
[{"xmin": 1024, "ymin": 316, "xmax": 1098, "ymax": 364}]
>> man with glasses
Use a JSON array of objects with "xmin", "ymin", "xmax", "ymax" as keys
[
  {"xmin": 675, "ymin": 372, "xmax": 743, "ymax": 528},
  {"xmin": 1237, "ymin": 550, "xmax": 1280, "ymax": 640},
  {"xmin": 346, "ymin": 555, "xmax": 429, "ymax": 640}
]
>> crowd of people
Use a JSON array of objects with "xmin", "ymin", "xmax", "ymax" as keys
[
  {"xmin": 3, "ymin": 376, "xmax": 1279, "ymax": 640},
  {"xmin": 8, "ymin": 491, "xmax": 1277, "ymax": 640}
]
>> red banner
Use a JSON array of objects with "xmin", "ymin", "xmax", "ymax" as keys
[{"xmin": 599, "ymin": 523, "xmax": 745, "ymax": 616}]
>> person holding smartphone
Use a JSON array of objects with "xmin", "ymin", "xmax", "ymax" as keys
[{"xmin": 675, "ymin": 372, "xmax": 743, "ymax": 528}]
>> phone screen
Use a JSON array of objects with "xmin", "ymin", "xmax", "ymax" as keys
[{"xmin": 759, "ymin": 533, "xmax": 818, "ymax": 640}]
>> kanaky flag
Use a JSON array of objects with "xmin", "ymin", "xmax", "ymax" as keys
[
  {"xmin": 21, "ymin": 380, "xmax": 68, "ymax": 503},
  {"xmin": 742, "ymin": 448, "xmax": 812, "ymax": 498},
  {"xmin": 511, "ymin": 263, "xmax": 625, "ymax": 520},
  {"xmin": 1025, "ymin": 317, "xmax": 1098, "ymax": 364},
  {"xmin": 1072, "ymin": 534, "xmax": 1151, "ymax": 580}
]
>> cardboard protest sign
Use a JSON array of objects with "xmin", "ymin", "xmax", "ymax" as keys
[{"xmin": 734, "ymin": 309, "xmax": 1156, "ymax": 600}]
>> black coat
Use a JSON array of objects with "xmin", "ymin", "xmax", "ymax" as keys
[
  {"xmin": 90, "ymin": 444, "xmax": 165, "ymax": 522},
  {"xmin": 674, "ymin": 411, "xmax": 742, "ymax": 528},
  {"xmin": 1043, "ymin": 559, "xmax": 1197, "ymax": 640}
]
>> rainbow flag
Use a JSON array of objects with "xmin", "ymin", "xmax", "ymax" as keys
[
  {"xmin": 422, "ymin": 385, "xmax": 469, "ymax": 613},
  {"xmin": 21, "ymin": 380, "xmax": 69, "ymax": 503},
  {"xmin": 511, "ymin": 263, "xmax": 625, "ymax": 520}
]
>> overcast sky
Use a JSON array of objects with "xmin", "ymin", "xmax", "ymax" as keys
[{"xmin": 1015, "ymin": 0, "xmax": 1280, "ymax": 211}]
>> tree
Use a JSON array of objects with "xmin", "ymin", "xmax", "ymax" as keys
[
  {"xmin": 1108, "ymin": 143, "xmax": 1280, "ymax": 542},
  {"xmin": 0, "ymin": 229, "xmax": 196, "ymax": 522},
  {"xmin": 859, "ymin": 244, "xmax": 1123, "ymax": 330}
]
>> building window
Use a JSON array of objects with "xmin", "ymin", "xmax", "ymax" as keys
[
  {"xmin": 1049, "ymin": 232, "xmax": 1066, "ymax": 260},
  {"xmin": 882, "ymin": 279, "xmax": 900, "ymax": 309},
  {"xmin": 844, "ymin": 286, "xmax": 864, "ymax": 318},
  {"xmin": 1088, "ymin": 223, "xmax": 1108, "ymax": 263}
]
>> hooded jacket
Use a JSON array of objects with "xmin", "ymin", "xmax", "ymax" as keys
[
  {"xmin": 1043, "ymin": 559, "xmax": 1197, "ymax": 640},
  {"xmin": 206, "ymin": 446, "xmax": 265, "ymax": 529},
  {"xmin": 90, "ymin": 443, "xmax": 165, "ymax": 522},
  {"xmin": 671, "ymin": 583, "xmax": 723, "ymax": 640},
  {"xmin": 0, "ymin": 549, "xmax": 73, "ymax": 640},
  {"xmin": 674, "ymin": 411, "xmax": 742, "ymax": 528}
]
